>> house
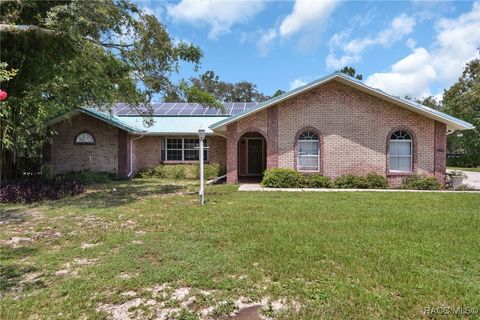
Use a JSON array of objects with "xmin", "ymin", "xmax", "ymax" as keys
[{"xmin": 45, "ymin": 73, "xmax": 474, "ymax": 187}]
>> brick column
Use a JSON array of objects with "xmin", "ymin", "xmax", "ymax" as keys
[
  {"xmin": 266, "ymin": 106, "xmax": 278, "ymax": 169},
  {"xmin": 434, "ymin": 121, "xmax": 447, "ymax": 186},
  {"xmin": 226, "ymin": 123, "xmax": 238, "ymax": 183},
  {"xmin": 117, "ymin": 129, "xmax": 129, "ymax": 177}
]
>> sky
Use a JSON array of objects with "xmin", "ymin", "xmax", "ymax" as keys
[{"xmin": 137, "ymin": 0, "xmax": 480, "ymax": 101}]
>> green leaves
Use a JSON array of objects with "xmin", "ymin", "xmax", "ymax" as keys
[
  {"xmin": 0, "ymin": 0, "xmax": 204, "ymax": 179},
  {"xmin": 443, "ymin": 58, "xmax": 480, "ymax": 166}
]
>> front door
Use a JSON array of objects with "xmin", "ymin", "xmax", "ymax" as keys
[{"xmin": 247, "ymin": 139, "xmax": 264, "ymax": 175}]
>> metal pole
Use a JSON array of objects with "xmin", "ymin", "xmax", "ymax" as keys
[{"xmin": 198, "ymin": 129, "xmax": 205, "ymax": 204}]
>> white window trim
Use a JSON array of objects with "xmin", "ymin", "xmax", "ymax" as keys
[
  {"xmin": 389, "ymin": 139, "xmax": 412, "ymax": 173},
  {"xmin": 163, "ymin": 138, "xmax": 208, "ymax": 162},
  {"xmin": 75, "ymin": 132, "xmax": 95, "ymax": 144},
  {"xmin": 297, "ymin": 139, "xmax": 320, "ymax": 172}
]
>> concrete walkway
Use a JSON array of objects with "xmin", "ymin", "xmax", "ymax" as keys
[
  {"xmin": 238, "ymin": 184, "xmax": 480, "ymax": 193},
  {"xmin": 460, "ymin": 170, "xmax": 480, "ymax": 189}
]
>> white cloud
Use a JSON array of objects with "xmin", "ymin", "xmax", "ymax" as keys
[
  {"xmin": 326, "ymin": 13, "xmax": 416, "ymax": 69},
  {"xmin": 251, "ymin": 0, "xmax": 338, "ymax": 56},
  {"xmin": 166, "ymin": 0, "xmax": 265, "ymax": 39},
  {"xmin": 406, "ymin": 38, "xmax": 416, "ymax": 49},
  {"xmin": 279, "ymin": 0, "xmax": 339, "ymax": 37},
  {"xmin": 289, "ymin": 76, "xmax": 316, "ymax": 90},
  {"xmin": 365, "ymin": 1, "xmax": 480, "ymax": 98},
  {"xmin": 256, "ymin": 28, "xmax": 277, "ymax": 57},
  {"xmin": 366, "ymin": 48, "xmax": 437, "ymax": 97}
]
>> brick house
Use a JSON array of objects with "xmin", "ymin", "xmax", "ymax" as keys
[{"xmin": 46, "ymin": 73, "xmax": 473, "ymax": 187}]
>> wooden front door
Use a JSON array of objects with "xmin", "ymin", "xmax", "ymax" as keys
[{"xmin": 247, "ymin": 139, "xmax": 264, "ymax": 175}]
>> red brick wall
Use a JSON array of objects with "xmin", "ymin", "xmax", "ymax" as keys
[
  {"xmin": 130, "ymin": 135, "xmax": 227, "ymax": 174},
  {"xmin": 49, "ymin": 114, "xmax": 227, "ymax": 176},
  {"xmin": 118, "ymin": 130, "xmax": 129, "ymax": 177},
  {"xmin": 50, "ymin": 113, "xmax": 119, "ymax": 173},
  {"xmin": 434, "ymin": 121, "xmax": 447, "ymax": 184},
  {"xmin": 226, "ymin": 80, "xmax": 442, "ymax": 186}
]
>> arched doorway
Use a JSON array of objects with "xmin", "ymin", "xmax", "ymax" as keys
[{"xmin": 237, "ymin": 132, "xmax": 267, "ymax": 180}]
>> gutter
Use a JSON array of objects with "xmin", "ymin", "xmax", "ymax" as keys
[{"xmin": 127, "ymin": 134, "xmax": 145, "ymax": 178}]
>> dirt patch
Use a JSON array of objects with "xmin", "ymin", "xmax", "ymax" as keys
[
  {"xmin": 0, "ymin": 237, "xmax": 33, "ymax": 248},
  {"xmin": 81, "ymin": 242, "xmax": 100, "ymax": 249},
  {"xmin": 96, "ymin": 283, "xmax": 299, "ymax": 320},
  {"xmin": 118, "ymin": 272, "xmax": 138, "ymax": 280},
  {"xmin": 229, "ymin": 306, "xmax": 262, "ymax": 320}
]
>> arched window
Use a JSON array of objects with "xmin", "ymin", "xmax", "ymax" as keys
[
  {"xmin": 389, "ymin": 130, "xmax": 412, "ymax": 172},
  {"xmin": 75, "ymin": 132, "xmax": 95, "ymax": 145},
  {"xmin": 297, "ymin": 130, "xmax": 319, "ymax": 171}
]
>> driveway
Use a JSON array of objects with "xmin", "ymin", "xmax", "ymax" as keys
[{"xmin": 462, "ymin": 170, "xmax": 480, "ymax": 189}]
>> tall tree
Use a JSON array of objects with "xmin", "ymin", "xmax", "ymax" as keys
[
  {"xmin": 167, "ymin": 70, "xmax": 274, "ymax": 103},
  {"xmin": 338, "ymin": 66, "xmax": 363, "ymax": 80},
  {"xmin": 442, "ymin": 58, "xmax": 480, "ymax": 166},
  {"xmin": 0, "ymin": 0, "xmax": 210, "ymax": 179}
]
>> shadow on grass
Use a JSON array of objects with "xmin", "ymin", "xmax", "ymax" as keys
[
  {"xmin": 0, "ymin": 246, "xmax": 41, "ymax": 293},
  {"xmin": 49, "ymin": 179, "xmax": 193, "ymax": 209},
  {"xmin": 0, "ymin": 208, "xmax": 26, "ymax": 224}
]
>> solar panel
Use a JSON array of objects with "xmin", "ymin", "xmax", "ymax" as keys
[{"xmin": 109, "ymin": 102, "xmax": 258, "ymax": 116}]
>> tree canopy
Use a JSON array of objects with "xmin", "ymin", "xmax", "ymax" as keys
[
  {"xmin": 0, "ymin": 0, "xmax": 209, "ymax": 179},
  {"xmin": 337, "ymin": 66, "xmax": 363, "ymax": 80},
  {"xmin": 442, "ymin": 58, "xmax": 480, "ymax": 166},
  {"xmin": 166, "ymin": 70, "xmax": 276, "ymax": 103}
]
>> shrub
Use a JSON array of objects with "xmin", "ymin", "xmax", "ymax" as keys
[
  {"xmin": 194, "ymin": 163, "xmax": 226, "ymax": 180},
  {"xmin": 40, "ymin": 163, "xmax": 55, "ymax": 182},
  {"xmin": 334, "ymin": 174, "xmax": 369, "ymax": 189},
  {"xmin": 261, "ymin": 168, "xmax": 307, "ymax": 188},
  {"xmin": 0, "ymin": 180, "xmax": 84, "ymax": 203},
  {"xmin": 447, "ymin": 154, "xmax": 479, "ymax": 168},
  {"xmin": 137, "ymin": 166, "xmax": 164, "ymax": 178},
  {"xmin": 365, "ymin": 173, "xmax": 388, "ymax": 189},
  {"xmin": 306, "ymin": 174, "xmax": 333, "ymax": 188},
  {"xmin": 168, "ymin": 165, "xmax": 186, "ymax": 179},
  {"xmin": 137, "ymin": 164, "xmax": 199, "ymax": 179},
  {"xmin": 403, "ymin": 175, "xmax": 441, "ymax": 190},
  {"xmin": 57, "ymin": 170, "xmax": 122, "ymax": 184}
]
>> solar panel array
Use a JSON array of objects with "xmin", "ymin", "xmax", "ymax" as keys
[{"xmin": 111, "ymin": 102, "xmax": 258, "ymax": 117}]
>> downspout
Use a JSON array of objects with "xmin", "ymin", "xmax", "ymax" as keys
[{"xmin": 127, "ymin": 134, "xmax": 144, "ymax": 178}]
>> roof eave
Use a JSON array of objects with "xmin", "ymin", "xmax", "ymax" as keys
[{"xmin": 209, "ymin": 73, "xmax": 475, "ymax": 131}]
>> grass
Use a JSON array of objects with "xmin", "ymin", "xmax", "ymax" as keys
[
  {"xmin": 1, "ymin": 178, "xmax": 480, "ymax": 319},
  {"xmin": 448, "ymin": 166, "xmax": 480, "ymax": 172}
]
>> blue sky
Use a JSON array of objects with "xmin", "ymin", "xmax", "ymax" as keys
[{"xmin": 138, "ymin": 0, "xmax": 480, "ymax": 100}]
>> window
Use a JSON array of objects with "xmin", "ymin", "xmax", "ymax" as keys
[
  {"xmin": 75, "ymin": 132, "xmax": 95, "ymax": 145},
  {"xmin": 389, "ymin": 130, "xmax": 412, "ymax": 172},
  {"xmin": 297, "ymin": 130, "xmax": 319, "ymax": 171},
  {"xmin": 162, "ymin": 138, "xmax": 208, "ymax": 161}
]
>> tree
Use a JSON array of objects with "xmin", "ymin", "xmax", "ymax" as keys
[
  {"xmin": 416, "ymin": 96, "xmax": 442, "ymax": 110},
  {"xmin": 442, "ymin": 58, "xmax": 480, "ymax": 166},
  {"xmin": 272, "ymin": 89, "xmax": 286, "ymax": 97},
  {"xmin": 0, "ymin": 63, "xmax": 18, "ymax": 185},
  {"xmin": 337, "ymin": 66, "xmax": 363, "ymax": 80},
  {"xmin": 167, "ymin": 70, "xmax": 273, "ymax": 103},
  {"xmin": 0, "ymin": 0, "xmax": 211, "ymax": 180},
  {"xmin": 404, "ymin": 95, "xmax": 443, "ymax": 111}
]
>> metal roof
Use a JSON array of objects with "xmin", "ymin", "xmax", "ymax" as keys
[
  {"xmin": 118, "ymin": 115, "xmax": 228, "ymax": 135},
  {"xmin": 108, "ymin": 102, "xmax": 257, "ymax": 116},
  {"xmin": 209, "ymin": 72, "xmax": 475, "ymax": 132},
  {"xmin": 47, "ymin": 73, "xmax": 474, "ymax": 135}
]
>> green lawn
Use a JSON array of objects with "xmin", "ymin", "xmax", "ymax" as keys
[
  {"xmin": 1, "ymin": 178, "xmax": 480, "ymax": 319},
  {"xmin": 448, "ymin": 166, "xmax": 480, "ymax": 173}
]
